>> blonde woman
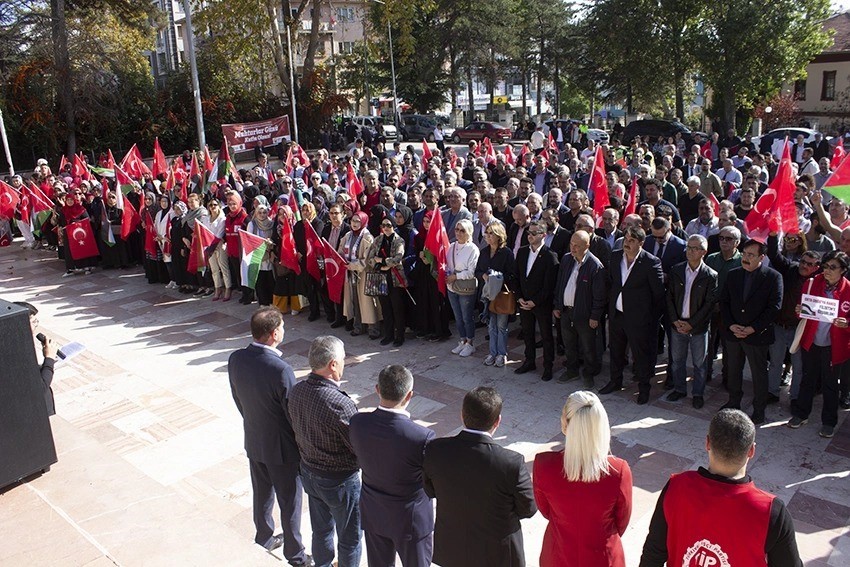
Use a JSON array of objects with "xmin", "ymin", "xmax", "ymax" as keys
[{"xmin": 533, "ymin": 391, "xmax": 632, "ymax": 567}]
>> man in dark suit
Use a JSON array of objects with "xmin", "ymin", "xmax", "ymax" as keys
[
  {"xmin": 349, "ymin": 365, "xmax": 435, "ymax": 567},
  {"xmin": 574, "ymin": 213, "xmax": 612, "ymax": 269},
  {"xmin": 600, "ymin": 226, "xmax": 666, "ymax": 404},
  {"xmin": 553, "ymin": 231, "xmax": 608, "ymax": 387},
  {"xmin": 515, "ymin": 220, "xmax": 559, "ymax": 381},
  {"xmin": 320, "ymin": 203, "xmax": 351, "ymax": 327},
  {"xmin": 720, "ymin": 239, "xmax": 784, "ymax": 425},
  {"xmin": 541, "ymin": 207, "xmax": 571, "ymax": 259},
  {"xmin": 423, "ymin": 387, "xmax": 537, "ymax": 567},
  {"xmin": 228, "ymin": 308, "xmax": 311, "ymax": 566},
  {"xmin": 507, "ymin": 204, "xmax": 530, "ymax": 258},
  {"xmin": 665, "ymin": 235, "xmax": 718, "ymax": 409},
  {"xmin": 643, "ymin": 217, "xmax": 687, "ymax": 278},
  {"xmin": 595, "ymin": 207, "xmax": 623, "ymax": 250}
]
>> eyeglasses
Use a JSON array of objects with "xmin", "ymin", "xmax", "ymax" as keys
[
  {"xmin": 527, "ymin": 230, "xmax": 545, "ymax": 236},
  {"xmin": 455, "ymin": 227, "xmax": 466, "ymax": 232},
  {"xmin": 718, "ymin": 236, "xmax": 737, "ymax": 242},
  {"xmin": 800, "ymin": 259, "xmax": 820, "ymax": 267},
  {"xmin": 282, "ymin": 180, "xmax": 292, "ymax": 184},
  {"xmin": 381, "ymin": 222, "xmax": 394, "ymax": 228},
  {"xmin": 686, "ymin": 246, "xmax": 705, "ymax": 251},
  {"xmin": 822, "ymin": 263, "xmax": 843, "ymax": 271}
]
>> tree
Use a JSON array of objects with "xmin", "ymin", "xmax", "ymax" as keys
[{"xmin": 694, "ymin": 0, "xmax": 831, "ymax": 132}]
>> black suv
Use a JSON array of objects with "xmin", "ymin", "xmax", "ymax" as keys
[{"xmin": 619, "ymin": 119, "xmax": 693, "ymax": 147}]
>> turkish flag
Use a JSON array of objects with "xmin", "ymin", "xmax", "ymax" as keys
[
  {"xmin": 622, "ymin": 176, "xmax": 639, "ymax": 223},
  {"xmin": 831, "ymin": 143, "xmax": 846, "ymax": 170},
  {"xmin": 589, "ymin": 145, "xmax": 610, "ymax": 222},
  {"xmin": 708, "ymin": 192, "xmax": 721, "ymax": 217},
  {"xmin": 0, "ymin": 180, "xmax": 21, "ymax": 219},
  {"xmin": 701, "ymin": 141, "xmax": 713, "ymax": 161},
  {"xmin": 504, "ymin": 144, "xmax": 516, "ymax": 166},
  {"xmin": 304, "ymin": 219, "xmax": 323, "ymax": 281},
  {"xmin": 346, "ymin": 162, "xmax": 364, "ymax": 198},
  {"xmin": 152, "ymin": 137, "xmax": 167, "ymax": 180},
  {"xmin": 322, "ymin": 238, "xmax": 347, "ymax": 303},
  {"xmin": 745, "ymin": 137, "xmax": 798, "ymax": 242},
  {"xmin": 187, "ymin": 221, "xmax": 220, "ymax": 274},
  {"xmin": 422, "ymin": 139, "xmax": 433, "ymax": 164},
  {"xmin": 424, "ymin": 209, "xmax": 449, "ymax": 295},
  {"xmin": 143, "ymin": 209, "xmax": 159, "ymax": 257},
  {"xmin": 278, "ymin": 209, "xmax": 301, "ymax": 274},
  {"xmin": 66, "ymin": 220, "xmax": 99, "ymax": 260}
]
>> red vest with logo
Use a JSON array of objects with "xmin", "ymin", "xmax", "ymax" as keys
[{"xmin": 664, "ymin": 471, "xmax": 774, "ymax": 567}]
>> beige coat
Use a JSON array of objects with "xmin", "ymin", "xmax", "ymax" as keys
[{"xmin": 338, "ymin": 231, "xmax": 382, "ymax": 324}]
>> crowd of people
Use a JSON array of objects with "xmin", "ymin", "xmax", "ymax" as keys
[
  {"xmin": 3, "ymin": 124, "xmax": 850, "ymax": 437},
  {"xmin": 230, "ymin": 314, "xmax": 804, "ymax": 567}
]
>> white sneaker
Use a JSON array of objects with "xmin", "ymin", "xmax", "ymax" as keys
[
  {"xmin": 166, "ymin": 281, "xmax": 177, "ymax": 289},
  {"xmin": 62, "ymin": 270, "xmax": 75, "ymax": 278},
  {"xmin": 483, "ymin": 354, "xmax": 496, "ymax": 366},
  {"xmin": 495, "ymin": 355, "xmax": 506, "ymax": 367},
  {"xmin": 451, "ymin": 340, "xmax": 466, "ymax": 355},
  {"xmin": 459, "ymin": 343, "xmax": 475, "ymax": 357},
  {"xmin": 291, "ymin": 310, "xmax": 299, "ymax": 316}
]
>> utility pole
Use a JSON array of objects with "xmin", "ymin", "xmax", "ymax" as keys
[{"xmin": 181, "ymin": 0, "xmax": 206, "ymax": 150}]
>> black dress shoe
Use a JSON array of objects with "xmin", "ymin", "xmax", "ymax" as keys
[
  {"xmin": 514, "ymin": 361, "xmax": 537, "ymax": 374},
  {"xmin": 264, "ymin": 534, "xmax": 284, "ymax": 551},
  {"xmin": 766, "ymin": 393, "xmax": 780, "ymax": 405},
  {"xmin": 750, "ymin": 411, "xmax": 765, "ymax": 425},
  {"xmin": 541, "ymin": 368, "xmax": 553, "ymax": 382},
  {"xmin": 393, "ymin": 338, "xmax": 404, "ymax": 347},
  {"xmin": 308, "ymin": 313, "xmax": 321, "ymax": 322},
  {"xmin": 290, "ymin": 554, "xmax": 314, "ymax": 567},
  {"xmin": 636, "ymin": 391, "xmax": 650, "ymax": 405},
  {"xmin": 330, "ymin": 320, "xmax": 345, "ymax": 329},
  {"xmin": 666, "ymin": 391, "xmax": 687, "ymax": 402},
  {"xmin": 693, "ymin": 396, "xmax": 704, "ymax": 409},
  {"xmin": 598, "ymin": 381, "xmax": 622, "ymax": 395},
  {"xmin": 535, "ymin": 339, "xmax": 543, "ymax": 348},
  {"xmin": 720, "ymin": 401, "xmax": 740, "ymax": 410},
  {"xmin": 556, "ymin": 343, "xmax": 565, "ymax": 356},
  {"xmin": 663, "ymin": 377, "xmax": 674, "ymax": 390},
  {"xmin": 380, "ymin": 336, "xmax": 394, "ymax": 345},
  {"xmin": 841, "ymin": 394, "xmax": 850, "ymax": 410}
]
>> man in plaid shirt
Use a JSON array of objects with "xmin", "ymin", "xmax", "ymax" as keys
[{"xmin": 289, "ymin": 335, "xmax": 361, "ymax": 567}]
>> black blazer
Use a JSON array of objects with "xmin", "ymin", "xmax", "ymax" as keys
[
  {"xmin": 507, "ymin": 222, "xmax": 530, "ymax": 253},
  {"xmin": 515, "ymin": 244, "xmax": 558, "ymax": 307},
  {"xmin": 554, "ymin": 251, "xmax": 609, "ymax": 322},
  {"xmin": 589, "ymin": 233, "xmax": 613, "ymax": 269},
  {"xmin": 608, "ymin": 248, "xmax": 666, "ymax": 326},
  {"xmin": 349, "ymin": 408, "xmax": 436, "ymax": 541},
  {"xmin": 720, "ymin": 263, "xmax": 784, "ymax": 345},
  {"xmin": 665, "ymin": 261, "xmax": 718, "ymax": 335},
  {"xmin": 423, "ymin": 431, "xmax": 537, "ymax": 567},
  {"xmin": 320, "ymin": 222, "xmax": 351, "ymax": 250},
  {"xmin": 545, "ymin": 226, "xmax": 571, "ymax": 259},
  {"xmin": 643, "ymin": 234, "xmax": 687, "ymax": 275},
  {"xmin": 228, "ymin": 344, "xmax": 300, "ymax": 465}
]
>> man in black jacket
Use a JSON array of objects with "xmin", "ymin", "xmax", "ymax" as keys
[
  {"xmin": 553, "ymin": 231, "xmax": 608, "ymax": 387},
  {"xmin": 423, "ymin": 387, "xmax": 537, "ymax": 567},
  {"xmin": 514, "ymin": 220, "xmax": 559, "ymax": 381},
  {"xmin": 720, "ymin": 239, "xmax": 784, "ymax": 425},
  {"xmin": 664, "ymin": 235, "xmax": 718, "ymax": 409},
  {"xmin": 228, "ymin": 308, "xmax": 311, "ymax": 565}
]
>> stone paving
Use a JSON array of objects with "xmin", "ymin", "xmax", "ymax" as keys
[{"xmin": 1, "ymin": 243, "xmax": 848, "ymax": 566}]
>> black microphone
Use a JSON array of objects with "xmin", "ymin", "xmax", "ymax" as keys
[{"xmin": 36, "ymin": 333, "xmax": 47, "ymax": 346}]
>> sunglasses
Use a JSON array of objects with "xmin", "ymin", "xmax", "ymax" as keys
[
  {"xmin": 822, "ymin": 263, "xmax": 843, "ymax": 271},
  {"xmin": 381, "ymin": 222, "xmax": 394, "ymax": 228},
  {"xmin": 527, "ymin": 230, "xmax": 545, "ymax": 236},
  {"xmin": 455, "ymin": 227, "xmax": 466, "ymax": 232},
  {"xmin": 718, "ymin": 236, "xmax": 737, "ymax": 242}
]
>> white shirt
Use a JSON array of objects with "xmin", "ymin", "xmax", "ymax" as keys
[
  {"xmin": 461, "ymin": 427, "xmax": 493, "ymax": 438},
  {"xmin": 530, "ymin": 130, "xmax": 545, "ymax": 150},
  {"xmin": 526, "ymin": 243, "xmax": 543, "ymax": 276},
  {"xmin": 715, "ymin": 167, "xmax": 742, "ymax": 186},
  {"xmin": 799, "ymin": 158, "xmax": 818, "ymax": 177},
  {"xmin": 616, "ymin": 253, "xmax": 639, "ymax": 312},
  {"xmin": 512, "ymin": 225, "xmax": 526, "ymax": 257},
  {"xmin": 250, "ymin": 341, "xmax": 281, "ymax": 356},
  {"xmin": 685, "ymin": 217, "xmax": 720, "ymax": 238},
  {"xmin": 563, "ymin": 251, "xmax": 588, "ymax": 307},
  {"xmin": 681, "ymin": 263, "xmax": 700, "ymax": 319},
  {"xmin": 433, "ymin": 127, "xmax": 443, "ymax": 142}
]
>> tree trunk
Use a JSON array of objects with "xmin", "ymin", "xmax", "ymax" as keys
[
  {"xmin": 535, "ymin": 36, "xmax": 543, "ymax": 117},
  {"xmin": 51, "ymin": 0, "xmax": 75, "ymax": 157},
  {"xmin": 554, "ymin": 59, "xmax": 560, "ymax": 117},
  {"xmin": 673, "ymin": 35, "xmax": 684, "ymax": 120},
  {"xmin": 723, "ymin": 84, "xmax": 736, "ymax": 133},
  {"xmin": 521, "ymin": 66, "xmax": 527, "ymax": 122},
  {"xmin": 299, "ymin": 0, "xmax": 323, "ymax": 99},
  {"xmin": 466, "ymin": 64, "xmax": 474, "ymax": 121},
  {"xmin": 267, "ymin": 0, "xmax": 291, "ymax": 96},
  {"xmin": 626, "ymin": 78, "xmax": 633, "ymax": 115},
  {"xmin": 449, "ymin": 47, "xmax": 458, "ymax": 110}
]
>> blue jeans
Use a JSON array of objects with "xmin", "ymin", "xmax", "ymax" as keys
[
  {"xmin": 448, "ymin": 290, "xmax": 476, "ymax": 341},
  {"xmin": 488, "ymin": 312, "xmax": 509, "ymax": 357},
  {"xmin": 300, "ymin": 467, "xmax": 362, "ymax": 567},
  {"xmin": 670, "ymin": 330, "xmax": 708, "ymax": 396},
  {"xmin": 768, "ymin": 325, "xmax": 803, "ymax": 398}
]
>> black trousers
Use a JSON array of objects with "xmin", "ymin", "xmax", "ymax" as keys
[
  {"xmin": 705, "ymin": 310, "xmax": 728, "ymax": 383},
  {"xmin": 365, "ymin": 531, "xmax": 433, "ymax": 567},
  {"xmin": 227, "ymin": 255, "xmax": 242, "ymax": 289},
  {"xmin": 609, "ymin": 311, "xmax": 657, "ymax": 393},
  {"xmin": 319, "ymin": 279, "xmax": 339, "ymax": 322},
  {"xmin": 561, "ymin": 308, "xmax": 600, "ymax": 378},
  {"xmin": 725, "ymin": 340, "xmax": 770, "ymax": 413},
  {"xmin": 256, "ymin": 270, "xmax": 275, "ymax": 306},
  {"xmin": 249, "ymin": 459, "xmax": 307, "ymax": 563},
  {"xmin": 794, "ymin": 345, "xmax": 848, "ymax": 427},
  {"xmin": 379, "ymin": 286, "xmax": 407, "ymax": 341},
  {"xmin": 520, "ymin": 304, "xmax": 554, "ymax": 369}
]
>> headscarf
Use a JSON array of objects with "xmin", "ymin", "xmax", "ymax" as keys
[
  {"xmin": 252, "ymin": 204, "xmax": 274, "ymax": 233},
  {"xmin": 342, "ymin": 196, "xmax": 360, "ymax": 218},
  {"xmin": 415, "ymin": 209, "xmax": 435, "ymax": 249},
  {"xmin": 254, "ymin": 195, "xmax": 270, "ymax": 210},
  {"xmin": 183, "ymin": 199, "xmax": 209, "ymax": 229},
  {"xmin": 173, "ymin": 201, "xmax": 188, "ymax": 218},
  {"xmin": 313, "ymin": 194, "xmax": 327, "ymax": 219},
  {"xmin": 226, "ymin": 192, "xmax": 245, "ymax": 218},
  {"xmin": 144, "ymin": 191, "xmax": 158, "ymax": 218},
  {"xmin": 350, "ymin": 211, "xmax": 369, "ymax": 236},
  {"xmin": 394, "ymin": 204, "xmax": 414, "ymax": 244},
  {"xmin": 156, "ymin": 194, "xmax": 172, "ymax": 223},
  {"xmin": 368, "ymin": 204, "xmax": 389, "ymax": 236},
  {"xmin": 301, "ymin": 201, "xmax": 317, "ymax": 222},
  {"xmin": 62, "ymin": 194, "xmax": 86, "ymax": 221}
]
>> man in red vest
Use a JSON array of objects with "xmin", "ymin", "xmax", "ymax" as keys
[{"xmin": 639, "ymin": 409, "xmax": 801, "ymax": 567}]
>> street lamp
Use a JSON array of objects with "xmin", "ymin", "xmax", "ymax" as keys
[{"xmin": 367, "ymin": 0, "xmax": 398, "ymax": 131}]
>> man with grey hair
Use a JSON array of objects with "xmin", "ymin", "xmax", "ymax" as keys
[
  {"xmin": 705, "ymin": 225, "xmax": 743, "ymax": 386},
  {"xmin": 349, "ymin": 366, "xmax": 436, "ymax": 566},
  {"xmin": 442, "ymin": 187, "xmax": 472, "ymax": 242},
  {"xmin": 525, "ymin": 192, "xmax": 543, "ymax": 221},
  {"xmin": 289, "ymin": 336, "xmax": 361, "ymax": 567},
  {"xmin": 665, "ymin": 235, "xmax": 718, "ymax": 409}
]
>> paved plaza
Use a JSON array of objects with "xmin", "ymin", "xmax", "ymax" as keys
[{"xmin": 1, "ymin": 243, "xmax": 848, "ymax": 567}]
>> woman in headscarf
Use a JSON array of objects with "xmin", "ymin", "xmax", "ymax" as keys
[
  {"xmin": 271, "ymin": 205, "xmax": 302, "ymax": 314},
  {"xmin": 341, "ymin": 196, "xmax": 359, "ymax": 221},
  {"xmin": 367, "ymin": 213, "xmax": 409, "ymax": 347},
  {"xmin": 142, "ymin": 191, "xmax": 168, "ymax": 284},
  {"xmin": 413, "ymin": 210, "xmax": 451, "ymax": 341},
  {"xmin": 225, "ymin": 191, "xmax": 249, "ymax": 302},
  {"xmin": 293, "ymin": 201, "xmax": 325, "ymax": 320},
  {"xmin": 206, "ymin": 198, "xmax": 230, "ymax": 301},
  {"xmin": 170, "ymin": 201, "xmax": 189, "ymax": 291},
  {"xmin": 393, "ymin": 204, "xmax": 418, "ymax": 330},
  {"xmin": 312, "ymin": 190, "xmax": 330, "ymax": 224},
  {"xmin": 101, "ymin": 191, "xmax": 131, "ymax": 269},
  {"xmin": 182, "ymin": 193, "xmax": 213, "ymax": 296},
  {"xmin": 57, "ymin": 187, "xmax": 94, "ymax": 277},
  {"xmin": 154, "ymin": 194, "xmax": 176, "ymax": 288},
  {"xmin": 368, "ymin": 204, "xmax": 389, "ymax": 237},
  {"xmin": 339, "ymin": 211, "xmax": 381, "ymax": 335},
  {"xmin": 244, "ymin": 203, "xmax": 276, "ymax": 306}
]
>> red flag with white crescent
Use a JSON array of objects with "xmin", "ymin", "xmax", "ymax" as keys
[
  {"xmin": 589, "ymin": 145, "xmax": 610, "ymax": 223},
  {"xmin": 66, "ymin": 220, "xmax": 99, "ymax": 260},
  {"xmin": 621, "ymin": 176, "xmax": 638, "ymax": 223},
  {"xmin": 304, "ymin": 219, "xmax": 323, "ymax": 281},
  {"xmin": 321, "ymin": 237, "xmax": 348, "ymax": 303},
  {"xmin": 0, "ymin": 180, "xmax": 21, "ymax": 219},
  {"xmin": 278, "ymin": 207, "xmax": 301, "ymax": 275}
]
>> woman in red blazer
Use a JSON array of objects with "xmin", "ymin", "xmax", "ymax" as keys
[{"xmin": 533, "ymin": 391, "xmax": 633, "ymax": 567}]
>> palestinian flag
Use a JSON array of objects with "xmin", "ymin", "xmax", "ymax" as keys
[
  {"xmin": 217, "ymin": 140, "xmax": 233, "ymax": 183},
  {"xmin": 822, "ymin": 145, "xmax": 850, "ymax": 203},
  {"xmin": 24, "ymin": 183, "xmax": 53, "ymax": 237},
  {"xmin": 239, "ymin": 229, "xmax": 268, "ymax": 290},
  {"xmin": 187, "ymin": 221, "xmax": 220, "ymax": 274}
]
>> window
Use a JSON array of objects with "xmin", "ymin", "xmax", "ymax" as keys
[
  {"xmin": 157, "ymin": 52, "xmax": 167, "ymax": 75},
  {"xmin": 822, "ymin": 71, "xmax": 836, "ymax": 101},
  {"xmin": 336, "ymin": 7, "xmax": 355, "ymax": 22},
  {"xmin": 794, "ymin": 79, "xmax": 806, "ymax": 101},
  {"xmin": 338, "ymin": 41, "xmax": 355, "ymax": 54}
]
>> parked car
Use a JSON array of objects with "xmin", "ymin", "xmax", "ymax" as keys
[
  {"xmin": 351, "ymin": 115, "xmax": 398, "ymax": 141},
  {"xmin": 619, "ymin": 119, "xmax": 693, "ymax": 148},
  {"xmin": 543, "ymin": 119, "xmax": 609, "ymax": 145},
  {"xmin": 752, "ymin": 127, "xmax": 823, "ymax": 156},
  {"xmin": 451, "ymin": 121, "xmax": 512, "ymax": 143},
  {"xmin": 399, "ymin": 114, "xmax": 455, "ymax": 142}
]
